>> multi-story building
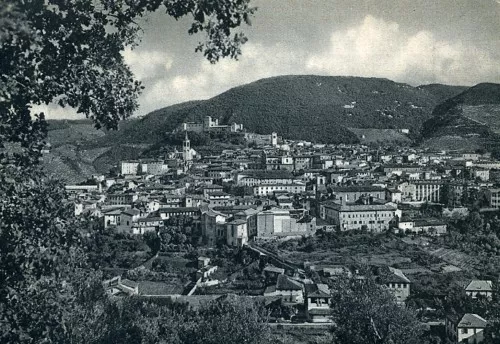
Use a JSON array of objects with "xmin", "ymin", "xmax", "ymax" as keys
[
  {"xmin": 262, "ymin": 153, "xmax": 294, "ymax": 171},
  {"xmin": 121, "ymin": 161, "xmax": 140, "ymax": 175},
  {"xmin": 235, "ymin": 170, "xmax": 294, "ymax": 187},
  {"xmin": 485, "ymin": 188, "xmax": 500, "ymax": 208},
  {"xmin": 201, "ymin": 209, "xmax": 228, "ymax": 246},
  {"xmin": 253, "ymin": 183, "xmax": 306, "ymax": 196},
  {"xmin": 331, "ymin": 186, "xmax": 386, "ymax": 205},
  {"xmin": 106, "ymin": 192, "xmax": 138, "ymax": 206},
  {"xmin": 413, "ymin": 180, "xmax": 443, "ymax": 202},
  {"xmin": 226, "ymin": 219, "xmax": 248, "ymax": 247},
  {"xmin": 304, "ymin": 283, "xmax": 332, "ymax": 323},
  {"xmin": 293, "ymin": 155, "xmax": 313, "ymax": 171},
  {"xmin": 321, "ymin": 200, "xmax": 398, "ymax": 232},
  {"xmin": 207, "ymin": 192, "xmax": 235, "ymax": 207},
  {"xmin": 256, "ymin": 208, "xmax": 316, "ymax": 237}
]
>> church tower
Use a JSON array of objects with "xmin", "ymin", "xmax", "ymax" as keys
[{"xmin": 182, "ymin": 131, "xmax": 192, "ymax": 162}]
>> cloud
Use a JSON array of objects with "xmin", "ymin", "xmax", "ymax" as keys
[
  {"xmin": 122, "ymin": 48, "xmax": 173, "ymax": 81},
  {"xmin": 306, "ymin": 15, "xmax": 500, "ymax": 86},
  {"xmin": 137, "ymin": 42, "xmax": 306, "ymax": 115}
]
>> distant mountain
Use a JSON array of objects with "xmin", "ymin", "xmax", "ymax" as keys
[
  {"xmin": 42, "ymin": 75, "xmax": 470, "ymax": 181},
  {"xmin": 417, "ymin": 84, "xmax": 469, "ymax": 104},
  {"xmin": 421, "ymin": 83, "xmax": 500, "ymax": 151},
  {"xmin": 106, "ymin": 75, "xmax": 467, "ymax": 146}
]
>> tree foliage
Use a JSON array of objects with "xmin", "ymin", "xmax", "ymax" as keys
[
  {"xmin": 0, "ymin": 1, "xmax": 255, "ymax": 342},
  {"xmin": 330, "ymin": 275, "xmax": 424, "ymax": 344}
]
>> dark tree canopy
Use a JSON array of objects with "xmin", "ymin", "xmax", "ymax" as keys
[
  {"xmin": 330, "ymin": 274, "xmax": 424, "ymax": 344},
  {"xmin": 0, "ymin": 1, "xmax": 255, "ymax": 342}
]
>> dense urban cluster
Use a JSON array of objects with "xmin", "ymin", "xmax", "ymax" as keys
[{"xmin": 63, "ymin": 118, "xmax": 500, "ymax": 343}]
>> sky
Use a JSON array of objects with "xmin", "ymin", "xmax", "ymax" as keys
[{"xmin": 42, "ymin": 0, "xmax": 500, "ymax": 119}]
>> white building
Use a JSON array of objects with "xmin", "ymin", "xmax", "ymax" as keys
[
  {"xmin": 322, "ymin": 200, "xmax": 399, "ymax": 232},
  {"xmin": 446, "ymin": 313, "xmax": 487, "ymax": 344},
  {"xmin": 253, "ymin": 183, "xmax": 306, "ymax": 196},
  {"xmin": 256, "ymin": 208, "xmax": 316, "ymax": 237}
]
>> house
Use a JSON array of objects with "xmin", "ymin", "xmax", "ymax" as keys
[
  {"xmin": 264, "ymin": 275, "xmax": 304, "ymax": 303},
  {"xmin": 465, "ymin": 280, "xmax": 493, "ymax": 300},
  {"xmin": 202, "ymin": 184, "xmax": 224, "ymax": 198},
  {"xmin": 394, "ymin": 217, "xmax": 447, "ymax": 236},
  {"xmin": 103, "ymin": 276, "xmax": 139, "ymax": 297},
  {"xmin": 226, "ymin": 219, "xmax": 248, "ymax": 247},
  {"xmin": 377, "ymin": 267, "xmax": 411, "ymax": 303},
  {"xmin": 117, "ymin": 208, "xmax": 142, "ymax": 233},
  {"xmin": 133, "ymin": 216, "xmax": 164, "ymax": 235},
  {"xmin": 263, "ymin": 265, "xmax": 285, "ymax": 283},
  {"xmin": 304, "ymin": 283, "xmax": 332, "ymax": 323},
  {"xmin": 201, "ymin": 209, "xmax": 228, "ymax": 246},
  {"xmin": 207, "ymin": 191, "xmax": 235, "ymax": 206},
  {"xmin": 446, "ymin": 313, "xmax": 488, "ymax": 344},
  {"xmin": 317, "ymin": 265, "xmax": 352, "ymax": 279},
  {"xmin": 386, "ymin": 188, "xmax": 402, "ymax": 203}
]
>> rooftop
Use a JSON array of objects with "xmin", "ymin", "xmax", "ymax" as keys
[
  {"xmin": 276, "ymin": 275, "xmax": 302, "ymax": 291},
  {"xmin": 465, "ymin": 280, "xmax": 493, "ymax": 292},
  {"xmin": 457, "ymin": 314, "xmax": 488, "ymax": 328}
]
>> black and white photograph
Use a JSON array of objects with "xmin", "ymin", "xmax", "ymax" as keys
[{"xmin": 1, "ymin": 0, "xmax": 500, "ymax": 343}]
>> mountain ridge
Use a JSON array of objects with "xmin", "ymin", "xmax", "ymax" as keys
[{"xmin": 43, "ymin": 75, "xmax": 472, "ymax": 181}]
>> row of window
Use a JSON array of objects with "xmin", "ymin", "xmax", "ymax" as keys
[
  {"xmin": 346, "ymin": 220, "xmax": 387, "ymax": 225},
  {"xmin": 342, "ymin": 212, "xmax": 395, "ymax": 218}
]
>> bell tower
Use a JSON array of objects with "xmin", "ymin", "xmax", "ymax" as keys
[{"xmin": 182, "ymin": 131, "xmax": 192, "ymax": 162}]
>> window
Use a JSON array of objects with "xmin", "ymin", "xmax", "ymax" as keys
[{"xmin": 461, "ymin": 328, "xmax": 468, "ymax": 334}]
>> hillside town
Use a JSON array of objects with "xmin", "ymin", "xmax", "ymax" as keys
[{"xmin": 65, "ymin": 117, "xmax": 500, "ymax": 343}]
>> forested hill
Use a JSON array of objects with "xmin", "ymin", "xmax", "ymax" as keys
[
  {"xmin": 421, "ymin": 83, "xmax": 500, "ymax": 151},
  {"xmin": 101, "ymin": 75, "xmax": 466, "ymax": 145},
  {"xmin": 416, "ymin": 83, "xmax": 468, "ymax": 104}
]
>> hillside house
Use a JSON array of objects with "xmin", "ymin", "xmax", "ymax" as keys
[
  {"xmin": 201, "ymin": 209, "xmax": 228, "ymax": 246},
  {"xmin": 226, "ymin": 219, "xmax": 248, "ymax": 247},
  {"xmin": 446, "ymin": 313, "xmax": 487, "ymax": 344},
  {"xmin": 264, "ymin": 275, "xmax": 304, "ymax": 304},
  {"xmin": 304, "ymin": 283, "xmax": 332, "ymax": 323},
  {"xmin": 465, "ymin": 280, "xmax": 493, "ymax": 300},
  {"xmin": 378, "ymin": 267, "xmax": 411, "ymax": 303}
]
